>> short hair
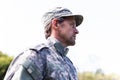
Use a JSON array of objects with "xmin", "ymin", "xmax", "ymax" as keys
[{"xmin": 44, "ymin": 17, "xmax": 66, "ymax": 39}]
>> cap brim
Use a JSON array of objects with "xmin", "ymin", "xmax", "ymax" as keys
[
  {"xmin": 61, "ymin": 14, "xmax": 83, "ymax": 27},
  {"xmin": 74, "ymin": 15, "xmax": 83, "ymax": 27}
]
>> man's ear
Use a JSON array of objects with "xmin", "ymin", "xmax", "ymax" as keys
[{"xmin": 51, "ymin": 18, "xmax": 59, "ymax": 29}]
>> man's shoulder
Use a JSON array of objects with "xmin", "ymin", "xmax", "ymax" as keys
[
  {"xmin": 12, "ymin": 43, "xmax": 49, "ymax": 65},
  {"xmin": 30, "ymin": 43, "xmax": 49, "ymax": 53},
  {"xmin": 4, "ymin": 43, "xmax": 49, "ymax": 80}
]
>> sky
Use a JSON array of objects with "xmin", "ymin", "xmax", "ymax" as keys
[{"xmin": 0, "ymin": 0, "xmax": 120, "ymax": 75}]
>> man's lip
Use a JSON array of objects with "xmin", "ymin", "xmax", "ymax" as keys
[
  {"xmin": 74, "ymin": 35, "xmax": 76, "ymax": 37},
  {"xmin": 73, "ymin": 35, "xmax": 76, "ymax": 39}
]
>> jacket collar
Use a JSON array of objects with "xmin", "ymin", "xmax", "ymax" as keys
[{"xmin": 46, "ymin": 37, "xmax": 69, "ymax": 57}]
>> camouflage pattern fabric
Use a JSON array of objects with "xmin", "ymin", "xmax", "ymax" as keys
[{"xmin": 4, "ymin": 37, "xmax": 78, "ymax": 80}]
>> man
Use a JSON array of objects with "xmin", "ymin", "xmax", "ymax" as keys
[{"xmin": 4, "ymin": 7, "xmax": 83, "ymax": 80}]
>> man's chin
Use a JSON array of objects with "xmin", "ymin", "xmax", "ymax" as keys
[{"xmin": 69, "ymin": 41, "xmax": 76, "ymax": 46}]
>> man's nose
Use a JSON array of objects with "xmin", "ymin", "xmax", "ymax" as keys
[{"xmin": 74, "ymin": 28, "xmax": 79, "ymax": 34}]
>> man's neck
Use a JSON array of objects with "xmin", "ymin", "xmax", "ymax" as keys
[{"xmin": 50, "ymin": 36, "xmax": 67, "ymax": 47}]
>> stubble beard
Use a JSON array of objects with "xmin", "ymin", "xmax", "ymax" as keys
[{"xmin": 58, "ymin": 30, "xmax": 76, "ymax": 46}]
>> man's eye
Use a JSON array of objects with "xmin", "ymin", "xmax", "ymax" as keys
[{"xmin": 70, "ymin": 23, "xmax": 75, "ymax": 28}]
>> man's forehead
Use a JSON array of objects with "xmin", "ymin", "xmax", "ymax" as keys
[{"xmin": 64, "ymin": 16, "xmax": 76, "ymax": 22}]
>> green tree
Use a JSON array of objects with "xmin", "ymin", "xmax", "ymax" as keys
[
  {"xmin": 78, "ymin": 69, "xmax": 120, "ymax": 80},
  {"xmin": 0, "ymin": 51, "xmax": 13, "ymax": 80}
]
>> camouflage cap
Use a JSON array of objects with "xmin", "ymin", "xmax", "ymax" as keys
[{"xmin": 42, "ymin": 7, "xmax": 83, "ymax": 29}]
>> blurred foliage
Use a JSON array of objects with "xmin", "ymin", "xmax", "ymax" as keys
[
  {"xmin": 0, "ymin": 51, "xmax": 13, "ymax": 80},
  {"xmin": 78, "ymin": 69, "xmax": 120, "ymax": 80}
]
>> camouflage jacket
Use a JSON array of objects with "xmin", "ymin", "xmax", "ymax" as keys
[{"xmin": 4, "ymin": 37, "xmax": 78, "ymax": 80}]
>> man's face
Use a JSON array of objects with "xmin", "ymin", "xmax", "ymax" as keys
[{"xmin": 57, "ymin": 17, "xmax": 79, "ymax": 46}]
